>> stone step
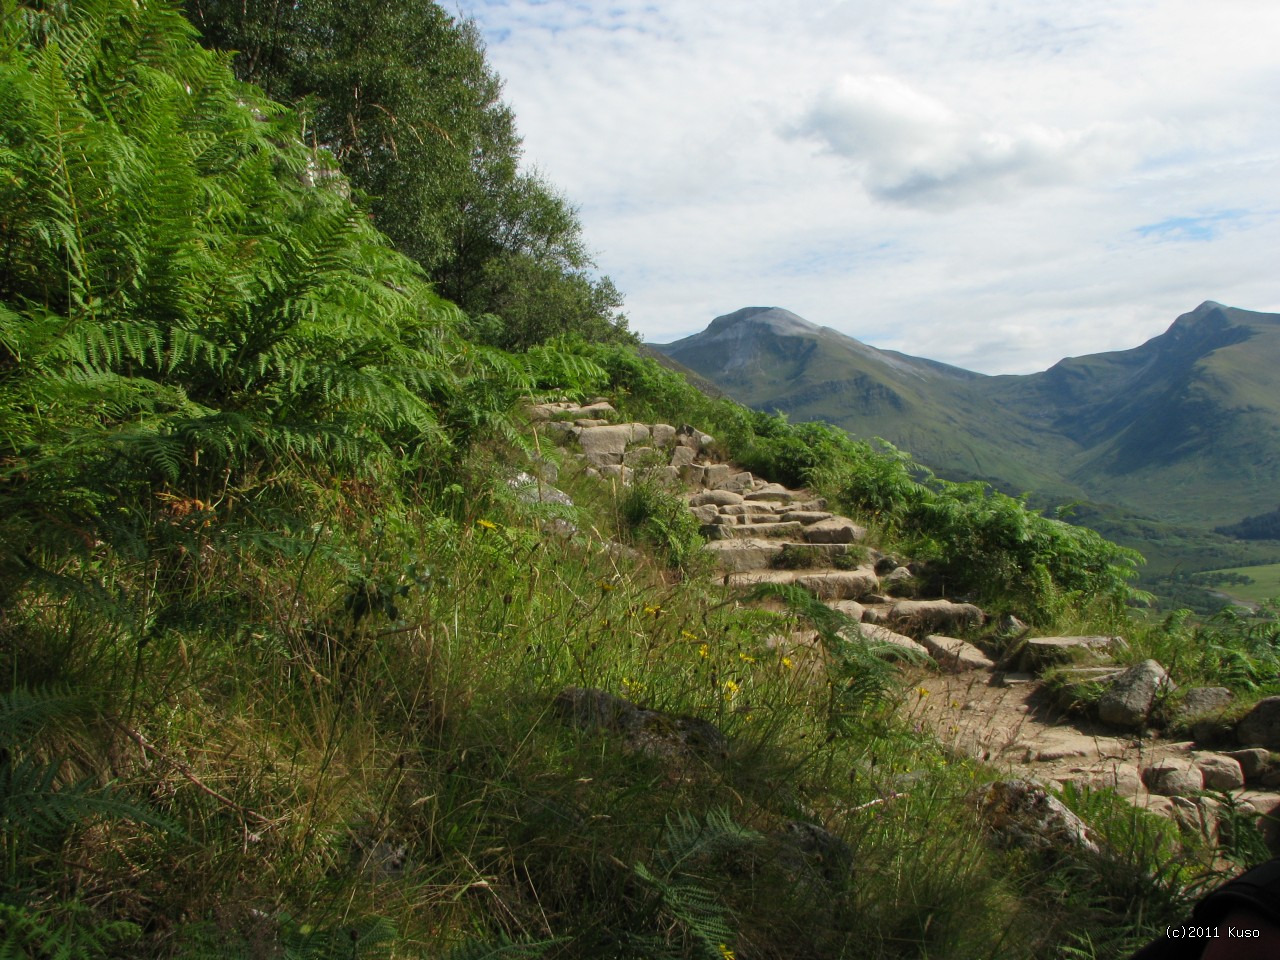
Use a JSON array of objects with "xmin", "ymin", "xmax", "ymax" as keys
[
  {"xmin": 705, "ymin": 521, "xmax": 805, "ymax": 541},
  {"xmin": 705, "ymin": 539, "xmax": 785, "ymax": 573},
  {"xmin": 728, "ymin": 567, "xmax": 880, "ymax": 600},
  {"xmin": 802, "ymin": 517, "xmax": 865, "ymax": 544},
  {"xmin": 745, "ymin": 484, "xmax": 803, "ymax": 503},
  {"xmin": 779, "ymin": 510, "xmax": 835, "ymax": 524}
]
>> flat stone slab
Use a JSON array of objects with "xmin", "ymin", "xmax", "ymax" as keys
[
  {"xmin": 780, "ymin": 511, "xmax": 835, "ymax": 524},
  {"xmin": 720, "ymin": 503, "xmax": 775, "ymax": 517},
  {"xmin": 689, "ymin": 490, "xmax": 744, "ymax": 507},
  {"xmin": 728, "ymin": 567, "xmax": 879, "ymax": 600},
  {"xmin": 708, "ymin": 521, "xmax": 804, "ymax": 541},
  {"xmin": 745, "ymin": 484, "xmax": 802, "ymax": 502},
  {"xmin": 706, "ymin": 539, "xmax": 785, "ymax": 572},
  {"xmin": 922, "ymin": 635, "xmax": 995, "ymax": 673}
]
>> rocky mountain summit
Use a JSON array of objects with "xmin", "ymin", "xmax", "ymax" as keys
[{"xmin": 530, "ymin": 395, "xmax": 1280, "ymax": 851}]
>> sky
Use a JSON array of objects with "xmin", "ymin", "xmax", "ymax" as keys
[{"xmin": 461, "ymin": 0, "xmax": 1280, "ymax": 374}]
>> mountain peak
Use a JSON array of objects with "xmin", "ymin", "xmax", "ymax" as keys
[{"xmin": 704, "ymin": 307, "xmax": 821, "ymax": 337}]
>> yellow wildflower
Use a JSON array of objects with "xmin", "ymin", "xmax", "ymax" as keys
[
  {"xmin": 476, "ymin": 519, "xmax": 497, "ymax": 531},
  {"xmin": 722, "ymin": 679, "xmax": 740, "ymax": 701},
  {"xmin": 739, "ymin": 652, "xmax": 756, "ymax": 664},
  {"xmin": 643, "ymin": 604, "xmax": 662, "ymax": 617},
  {"xmin": 917, "ymin": 687, "xmax": 929, "ymax": 697},
  {"xmin": 698, "ymin": 643, "xmax": 710, "ymax": 659},
  {"xmin": 597, "ymin": 579, "xmax": 616, "ymax": 592},
  {"xmin": 681, "ymin": 631, "xmax": 699, "ymax": 641},
  {"xmin": 719, "ymin": 945, "xmax": 736, "ymax": 960},
  {"xmin": 781, "ymin": 656, "xmax": 794, "ymax": 670}
]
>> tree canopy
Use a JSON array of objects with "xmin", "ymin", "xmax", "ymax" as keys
[{"xmin": 183, "ymin": 0, "xmax": 633, "ymax": 349}]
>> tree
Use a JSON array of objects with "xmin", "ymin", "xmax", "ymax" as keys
[{"xmin": 183, "ymin": 0, "xmax": 632, "ymax": 347}]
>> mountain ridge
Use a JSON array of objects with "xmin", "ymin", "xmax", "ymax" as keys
[{"xmin": 651, "ymin": 301, "xmax": 1280, "ymax": 562}]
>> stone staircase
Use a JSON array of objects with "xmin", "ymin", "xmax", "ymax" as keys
[{"xmin": 530, "ymin": 397, "xmax": 1280, "ymax": 844}]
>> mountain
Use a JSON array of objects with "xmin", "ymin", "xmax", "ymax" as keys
[{"xmin": 652, "ymin": 302, "xmax": 1280, "ymax": 564}]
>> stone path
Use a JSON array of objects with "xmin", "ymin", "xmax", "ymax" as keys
[{"xmin": 531, "ymin": 397, "xmax": 1280, "ymax": 839}]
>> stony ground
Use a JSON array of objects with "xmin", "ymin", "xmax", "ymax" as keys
[{"xmin": 531, "ymin": 398, "xmax": 1280, "ymax": 841}]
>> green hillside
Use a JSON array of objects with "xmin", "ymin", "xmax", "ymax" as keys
[
  {"xmin": 653, "ymin": 303, "xmax": 1280, "ymax": 589},
  {"xmin": 5, "ymin": 4, "xmax": 1278, "ymax": 958}
]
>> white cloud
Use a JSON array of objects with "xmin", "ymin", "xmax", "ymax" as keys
[{"xmin": 464, "ymin": 0, "xmax": 1280, "ymax": 373}]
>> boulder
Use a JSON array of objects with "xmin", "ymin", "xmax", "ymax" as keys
[
  {"xmin": 1225, "ymin": 748, "xmax": 1274, "ymax": 785},
  {"xmin": 690, "ymin": 503, "xmax": 719, "ymax": 525},
  {"xmin": 1236, "ymin": 697, "xmax": 1280, "ymax": 751},
  {"xmin": 1193, "ymin": 753, "xmax": 1245, "ymax": 791},
  {"xmin": 669, "ymin": 445, "xmax": 698, "ymax": 468},
  {"xmin": 675, "ymin": 425, "xmax": 713, "ymax": 450},
  {"xmin": 1142, "ymin": 759, "xmax": 1203, "ymax": 797},
  {"xmin": 827, "ymin": 599, "xmax": 865, "ymax": 621},
  {"xmin": 553, "ymin": 687, "xmax": 728, "ymax": 762},
  {"xmin": 721, "ymin": 502, "xmax": 775, "ymax": 517},
  {"xmin": 577, "ymin": 423, "xmax": 648, "ymax": 466},
  {"xmin": 1018, "ymin": 636, "xmax": 1121, "ymax": 672},
  {"xmin": 851, "ymin": 623, "xmax": 928, "ymax": 658},
  {"xmin": 794, "ymin": 569, "xmax": 880, "ymax": 601},
  {"xmin": 1096, "ymin": 659, "xmax": 1172, "ymax": 729},
  {"xmin": 1179, "ymin": 686, "xmax": 1233, "ymax": 718},
  {"xmin": 507, "ymin": 472, "xmax": 573, "ymax": 507},
  {"xmin": 922, "ymin": 635, "xmax": 995, "ymax": 673},
  {"xmin": 651, "ymin": 423, "xmax": 677, "ymax": 447},
  {"xmin": 980, "ymin": 780, "xmax": 1099, "ymax": 855},
  {"xmin": 745, "ymin": 484, "xmax": 800, "ymax": 503},
  {"xmin": 803, "ymin": 517, "xmax": 865, "ymax": 544},
  {"xmin": 701, "ymin": 464, "xmax": 733, "ymax": 489},
  {"xmin": 887, "ymin": 599, "xmax": 985, "ymax": 634}
]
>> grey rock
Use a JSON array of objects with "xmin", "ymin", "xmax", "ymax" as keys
[
  {"xmin": 888, "ymin": 599, "xmax": 985, "ymax": 634},
  {"xmin": 690, "ymin": 503, "xmax": 719, "ymax": 525},
  {"xmin": 1193, "ymin": 753, "xmax": 1245, "ymax": 791},
  {"xmin": 669, "ymin": 445, "xmax": 698, "ymax": 468},
  {"xmin": 1142, "ymin": 759, "xmax": 1203, "ymax": 797},
  {"xmin": 507, "ymin": 472, "xmax": 573, "ymax": 507},
  {"xmin": 577, "ymin": 423, "xmax": 648, "ymax": 466},
  {"xmin": 701, "ymin": 464, "xmax": 733, "ymax": 489},
  {"xmin": 689, "ymin": 490, "xmax": 745, "ymax": 507},
  {"xmin": 1179, "ymin": 686, "xmax": 1233, "ymax": 718},
  {"xmin": 1237, "ymin": 697, "xmax": 1280, "ymax": 751},
  {"xmin": 1018, "ymin": 636, "xmax": 1122, "ymax": 671},
  {"xmin": 553, "ymin": 687, "xmax": 728, "ymax": 762},
  {"xmin": 1097, "ymin": 659, "xmax": 1173, "ymax": 729},
  {"xmin": 981, "ymin": 780, "xmax": 1099, "ymax": 855},
  {"xmin": 1225, "ymin": 748, "xmax": 1274, "ymax": 785},
  {"xmin": 852, "ymin": 623, "xmax": 928, "ymax": 658},
  {"xmin": 651, "ymin": 423, "xmax": 677, "ymax": 447},
  {"xmin": 922, "ymin": 635, "xmax": 995, "ymax": 673},
  {"xmin": 803, "ymin": 517, "xmax": 865, "ymax": 544}
]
